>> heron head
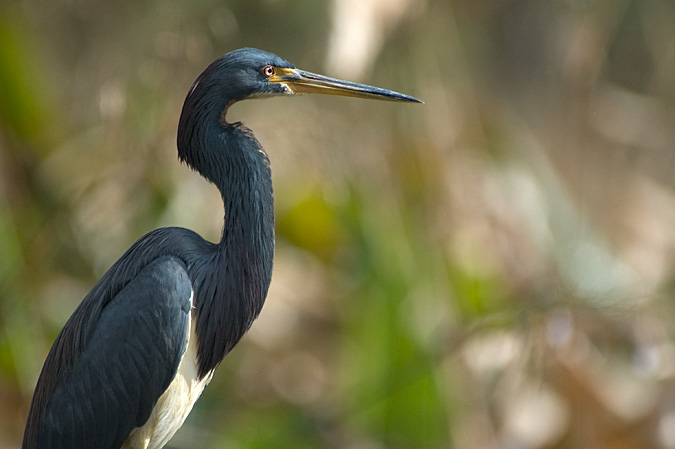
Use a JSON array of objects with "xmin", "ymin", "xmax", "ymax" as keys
[{"xmin": 197, "ymin": 47, "xmax": 422, "ymax": 103}]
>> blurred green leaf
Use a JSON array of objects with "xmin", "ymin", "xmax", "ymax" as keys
[{"xmin": 0, "ymin": 10, "xmax": 56, "ymax": 150}]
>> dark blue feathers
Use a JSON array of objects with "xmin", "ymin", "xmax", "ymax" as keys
[
  {"xmin": 24, "ymin": 48, "xmax": 279, "ymax": 449},
  {"xmin": 30, "ymin": 256, "xmax": 191, "ymax": 449}
]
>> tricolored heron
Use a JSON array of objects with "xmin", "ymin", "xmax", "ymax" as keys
[{"xmin": 22, "ymin": 48, "xmax": 421, "ymax": 449}]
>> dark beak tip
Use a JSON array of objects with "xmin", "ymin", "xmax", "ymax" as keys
[{"xmin": 397, "ymin": 95, "xmax": 424, "ymax": 104}]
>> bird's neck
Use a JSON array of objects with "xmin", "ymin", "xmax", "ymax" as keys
[
  {"xmin": 216, "ymin": 122, "xmax": 275, "ymax": 276},
  {"xmin": 216, "ymin": 122, "xmax": 275, "ymax": 327},
  {"xmin": 178, "ymin": 115, "xmax": 275, "ymax": 377}
]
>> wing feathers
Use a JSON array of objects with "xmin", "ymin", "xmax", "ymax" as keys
[{"xmin": 28, "ymin": 256, "xmax": 192, "ymax": 449}]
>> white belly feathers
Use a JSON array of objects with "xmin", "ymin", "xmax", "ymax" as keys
[{"xmin": 123, "ymin": 293, "xmax": 213, "ymax": 449}]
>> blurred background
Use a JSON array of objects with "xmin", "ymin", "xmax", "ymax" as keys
[{"xmin": 1, "ymin": 0, "xmax": 675, "ymax": 447}]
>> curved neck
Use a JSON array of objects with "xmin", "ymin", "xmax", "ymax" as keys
[{"xmin": 177, "ymin": 90, "xmax": 275, "ymax": 377}]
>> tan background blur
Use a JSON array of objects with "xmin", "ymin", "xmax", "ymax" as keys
[{"xmin": 2, "ymin": 0, "xmax": 675, "ymax": 448}]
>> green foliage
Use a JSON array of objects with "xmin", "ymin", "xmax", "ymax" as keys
[{"xmin": 0, "ymin": 11, "xmax": 56, "ymax": 150}]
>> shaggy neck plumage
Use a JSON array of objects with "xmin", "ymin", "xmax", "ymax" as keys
[{"xmin": 177, "ymin": 74, "xmax": 275, "ymax": 378}]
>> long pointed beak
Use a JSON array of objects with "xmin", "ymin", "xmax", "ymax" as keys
[{"xmin": 269, "ymin": 67, "xmax": 423, "ymax": 103}]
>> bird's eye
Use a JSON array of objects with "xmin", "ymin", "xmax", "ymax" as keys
[{"xmin": 262, "ymin": 66, "xmax": 275, "ymax": 77}]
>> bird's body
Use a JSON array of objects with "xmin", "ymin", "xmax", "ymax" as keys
[
  {"xmin": 123, "ymin": 309, "xmax": 206, "ymax": 449},
  {"xmin": 22, "ymin": 48, "xmax": 420, "ymax": 449}
]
